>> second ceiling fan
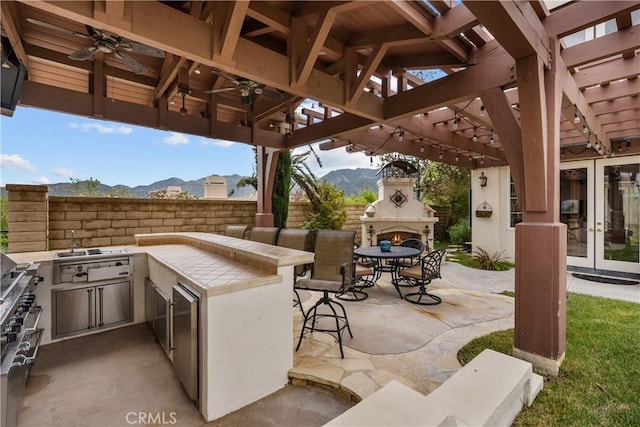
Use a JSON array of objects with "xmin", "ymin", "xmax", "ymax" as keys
[{"xmin": 206, "ymin": 69, "xmax": 283, "ymax": 105}]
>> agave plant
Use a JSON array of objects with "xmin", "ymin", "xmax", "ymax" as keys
[{"xmin": 472, "ymin": 247, "xmax": 510, "ymax": 271}]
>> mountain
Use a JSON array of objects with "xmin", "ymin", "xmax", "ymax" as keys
[
  {"xmin": 0, "ymin": 169, "xmax": 378, "ymax": 199},
  {"xmin": 320, "ymin": 168, "xmax": 379, "ymax": 196}
]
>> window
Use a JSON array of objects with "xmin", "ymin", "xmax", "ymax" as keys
[{"xmin": 509, "ymin": 176, "xmax": 522, "ymax": 228}]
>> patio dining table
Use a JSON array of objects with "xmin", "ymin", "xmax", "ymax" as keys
[{"xmin": 354, "ymin": 245, "xmax": 421, "ymax": 297}]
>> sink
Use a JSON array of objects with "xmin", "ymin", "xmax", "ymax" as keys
[{"xmin": 55, "ymin": 250, "xmax": 87, "ymax": 258}]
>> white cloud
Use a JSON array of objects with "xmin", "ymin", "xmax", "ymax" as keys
[
  {"xmin": 0, "ymin": 154, "xmax": 37, "ymax": 172},
  {"xmin": 69, "ymin": 122, "xmax": 133, "ymax": 135},
  {"xmin": 33, "ymin": 176, "xmax": 51, "ymax": 184},
  {"xmin": 200, "ymin": 137, "xmax": 235, "ymax": 148},
  {"xmin": 53, "ymin": 167, "xmax": 76, "ymax": 178},
  {"xmin": 161, "ymin": 132, "xmax": 190, "ymax": 145}
]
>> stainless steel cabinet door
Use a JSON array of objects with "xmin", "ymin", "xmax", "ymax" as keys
[
  {"xmin": 98, "ymin": 281, "xmax": 131, "ymax": 327},
  {"xmin": 54, "ymin": 287, "xmax": 93, "ymax": 336},
  {"xmin": 172, "ymin": 284, "xmax": 199, "ymax": 402}
]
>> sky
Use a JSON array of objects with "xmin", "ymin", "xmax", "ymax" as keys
[{"xmin": 0, "ymin": 106, "xmax": 375, "ymax": 188}]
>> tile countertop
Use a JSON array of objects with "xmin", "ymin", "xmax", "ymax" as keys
[
  {"xmin": 138, "ymin": 233, "xmax": 314, "ymax": 296},
  {"xmin": 6, "ymin": 232, "xmax": 314, "ymax": 297}
]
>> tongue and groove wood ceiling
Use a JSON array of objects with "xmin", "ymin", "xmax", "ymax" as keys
[{"xmin": 1, "ymin": 1, "xmax": 639, "ymax": 168}]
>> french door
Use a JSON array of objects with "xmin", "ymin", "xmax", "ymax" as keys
[{"xmin": 560, "ymin": 156, "xmax": 639, "ymax": 274}]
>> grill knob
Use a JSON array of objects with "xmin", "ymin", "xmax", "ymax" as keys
[{"xmin": 2, "ymin": 332, "xmax": 17, "ymax": 343}]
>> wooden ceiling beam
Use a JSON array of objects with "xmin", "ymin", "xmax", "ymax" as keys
[
  {"xmin": 432, "ymin": 3, "xmax": 478, "ymax": 38},
  {"xmin": 348, "ymin": 44, "xmax": 389, "ymax": 106},
  {"xmin": 214, "ymin": 1, "xmax": 249, "ymax": 61},
  {"xmin": 384, "ymin": 42, "xmax": 515, "ymax": 119},
  {"xmin": 293, "ymin": 10, "xmax": 337, "ymax": 88},
  {"xmin": 288, "ymin": 113, "xmax": 374, "ymax": 149},
  {"xmin": 561, "ymin": 24, "xmax": 640, "ymax": 68},
  {"xmin": 1, "ymin": 1, "xmax": 29, "ymax": 67},
  {"xmin": 465, "ymin": 0, "xmax": 550, "ymax": 67},
  {"xmin": 574, "ymin": 56, "xmax": 640, "ymax": 89},
  {"xmin": 582, "ymin": 79, "xmax": 640, "ymax": 104},
  {"xmin": 154, "ymin": 56, "xmax": 186, "ymax": 100},
  {"xmin": 543, "ymin": 1, "xmax": 639, "ymax": 38}
]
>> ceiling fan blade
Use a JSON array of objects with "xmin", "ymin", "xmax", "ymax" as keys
[
  {"xmin": 211, "ymin": 69, "xmax": 241, "ymax": 83},
  {"xmin": 205, "ymin": 87, "xmax": 238, "ymax": 94},
  {"xmin": 69, "ymin": 46, "xmax": 98, "ymax": 61},
  {"xmin": 26, "ymin": 18, "xmax": 91, "ymax": 39},
  {"xmin": 119, "ymin": 41, "xmax": 165, "ymax": 58},
  {"xmin": 114, "ymin": 51, "xmax": 148, "ymax": 75},
  {"xmin": 261, "ymin": 88, "xmax": 284, "ymax": 100}
]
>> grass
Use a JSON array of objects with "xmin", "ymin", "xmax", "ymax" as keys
[{"xmin": 458, "ymin": 293, "xmax": 640, "ymax": 426}]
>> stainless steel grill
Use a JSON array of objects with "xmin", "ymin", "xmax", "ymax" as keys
[{"xmin": 1, "ymin": 253, "xmax": 43, "ymax": 427}]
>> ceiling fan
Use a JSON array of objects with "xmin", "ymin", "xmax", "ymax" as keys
[
  {"xmin": 26, "ymin": 18, "xmax": 165, "ymax": 75},
  {"xmin": 205, "ymin": 69, "xmax": 284, "ymax": 105}
]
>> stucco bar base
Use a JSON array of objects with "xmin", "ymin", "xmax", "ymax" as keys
[{"xmin": 514, "ymin": 222, "xmax": 567, "ymax": 377}]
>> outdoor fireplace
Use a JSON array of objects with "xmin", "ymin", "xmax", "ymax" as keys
[{"xmin": 360, "ymin": 161, "xmax": 438, "ymax": 251}]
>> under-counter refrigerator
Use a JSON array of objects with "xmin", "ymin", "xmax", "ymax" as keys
[{"xmin": 172, "ymin": 283, "xmax": 199, "ymax": 402}]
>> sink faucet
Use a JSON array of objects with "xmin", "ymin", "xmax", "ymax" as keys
[{"xmin": 70, "ymin": 230, "xmax": 78, "ymax": 252}]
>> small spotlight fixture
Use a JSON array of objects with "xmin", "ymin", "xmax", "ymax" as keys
[
  {"xmin": 573, "ymin": 104, "xmax": 580, "ymax": 124},
  {"xmin": 455, "ymin": 151, "xmax": 459, "ymax": 162},
  {"xmin": 420, "ymin": 139, "xmax": 424, "ymax": 153},
  {"xmin": 194, "ymin": 66, "xmax": 201, "ymax": 75},
  {"xmin": 472, "ymin": 127, "xmax": 478, "ymax": 142},
  {"xmin": 489, "ymin": 129, "xmax": 494, "ymax": 144},
  {"xmin": 453, "ymin": 116, "xmax": 458, "ymax": 130},
  {"xmin": 479, "ymin": 105, "xmax": 485, "ymax": 116},
  {"xmin": 438, "ymin": 151, "xmax": 443, "ymax": 160},
  {"xmin": 1, "ymin": 59, "xmax": 10, "ymax": 69},
  {"xmin": 582, "ymin": 122, "xmax": 588, "ymax": 134}
]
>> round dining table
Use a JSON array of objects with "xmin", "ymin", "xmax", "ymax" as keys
[{"xmin": 353, "ymin": 245, "xmax": 421, "ymax": 297}]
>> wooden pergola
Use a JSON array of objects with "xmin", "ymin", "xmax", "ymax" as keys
[{"xmin": 2, "ymin": 0, "xmax": 639, "ymax": 374}]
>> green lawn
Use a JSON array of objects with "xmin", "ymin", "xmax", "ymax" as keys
[{"xmin": 458, "ymin": 293, "xmax": 640, "ymax": 426}]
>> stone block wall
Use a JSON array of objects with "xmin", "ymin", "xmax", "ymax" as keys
[
  {"xmin": 6, "ymin": 184, "xmax": 49, "ymax": 253},
  {"xmin": 6, "ymin": 185, "xmax": 369, "ymax": 253}
]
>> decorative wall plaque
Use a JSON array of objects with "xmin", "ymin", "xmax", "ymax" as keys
[{"xmin": 390, "ymin": 190, "xmax": 407, "ymax": 207}]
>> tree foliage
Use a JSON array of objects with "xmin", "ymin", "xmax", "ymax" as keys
[
  {"xmin": 148, "ymin": 188, "xmax": 198, "ymax": 199},
  {"xmin": 303, "ymin": 181, "xmax": 347, "ymax": 233},
  {"xmin": 70, "ymin": 177, "xmax": 102, "ymax": 196},
  {"xmin": 346, "ymin": 189, "xmax": 377, "ymax": 204},
  {"xmin": 272, "ymin": 150, "xmax": 292, "ymax": 228}
]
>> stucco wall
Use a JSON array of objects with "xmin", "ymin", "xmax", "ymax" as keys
[{"xmin": 470, "ymin": 167, "xmax": 516, "ymax": 261}]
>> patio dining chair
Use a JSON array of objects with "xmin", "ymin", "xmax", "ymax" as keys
[
  {"xmin": 295, "ymin": 230, "xmax": 357, "ymax": 358},
  {"xmin": 397, "ymin": 248, "xmax": 446, "ymax": 305},
  {"xmin": 224, "ymin": 225, "xmax": 248, "ymax": 239},
  {"xmin": 248, "ymin": 226, "xmax": 280, "ymax": 245},
  {"xmin": 276, "ymin": 228, "xmax": 311, "ymax": 312}
]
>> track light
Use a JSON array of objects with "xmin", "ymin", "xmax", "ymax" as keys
[
  {"xmin": 472, "ymin": 127, "xmax": 478, "ymax": 142},
  {"xmin": 573, "ymin": 104, "xmax": 580, "ymax": 124}
]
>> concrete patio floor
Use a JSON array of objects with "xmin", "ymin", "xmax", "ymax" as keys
[{"xmin": 18, "ymin": 261, "xmax": 637, "ymax": 426}]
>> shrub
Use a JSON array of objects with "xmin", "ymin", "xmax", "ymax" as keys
[
  {"xmin": 472, "ymin": 247, "xmax": 510, "ymax": 270},
  {"xmin": 449, "ymin": 218, "xmax": 471, "ymax": 245},
  {"xmin": 303, "ymin": 181, "xmax": 347, "ymax": 234}
]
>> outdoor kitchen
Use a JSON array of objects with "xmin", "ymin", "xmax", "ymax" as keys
[{"xmin": 1, "ymin": 233, "xmax": 313, "ymax": 425}]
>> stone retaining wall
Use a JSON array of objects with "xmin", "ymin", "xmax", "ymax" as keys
[{"xmin": 6, "ymin": 185, "xmax": 368, "ymax": 253}]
